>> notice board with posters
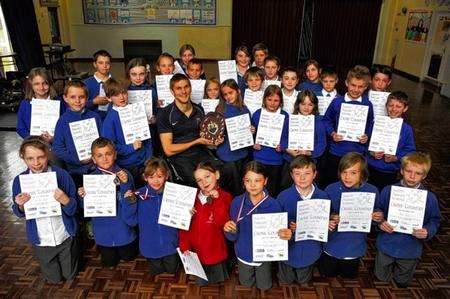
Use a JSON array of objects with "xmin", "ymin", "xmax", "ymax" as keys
[{"xmin": 82, "ymin": 0, "xmax": 216, "ymax": 25}]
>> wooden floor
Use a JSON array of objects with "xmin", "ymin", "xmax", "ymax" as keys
[{"xmin": 0, "ymin": 75, "xmax": 449, "ymax": 298}]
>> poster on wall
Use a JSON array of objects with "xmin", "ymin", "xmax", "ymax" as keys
[
  {"xmin": 82, "ymin": 0, "xmax": 216, "ymax": 25},
  {"xmin": 405, "ymin": 10, "xmax": 433, "ymax": 43}
]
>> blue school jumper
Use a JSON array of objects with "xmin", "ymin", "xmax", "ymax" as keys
[
  {"xmin": 11, "ymin": 166, "xmax": 78, "ymax": 245},
  {"xmin": 237, "ymin": 73, "xmax": 247, "ymax": 96},
  {"xmin": 16, "ymin": 97, "xmax": 67, "ymax": 139},
  {"xmin": 323, "ymin": 181, "xmax": 379, "ymax": 259},
  {"xmin": 252, "ymin": 108, "xmax": 289, "ymax": 166},
  {"xmin": 80, "ymin": 167, "xmax": 137, "ymax": 247},
  {"xmin": 225, "ymin": 192, "xmax": 282, "ymax": 263},
  {"xmin": 375, "ymin": 182, "xmax": 440, "ymax": 259},
  {"xmin": 296, "ymin": 81, "xmax": 322, "ymax": 95},
  {"xmin": 282, "ymin": 114, "xmax": 327, "ymax": 163},
  {"xmin": 84, "ymin": 75, "xmax": 110, "ymax": 119},
  {"xmin": 133, "ymin": 185, "xmax": 178, "ymax": 258},
  {"xmin": 101, "ymin": 107, "xmax": 153, "ymax": 169},
  {"xmin": 278, "ymin": 185, "xmax": 329, "ymax": 268},
  {"xmin": 322, "ymin": 95, "xmax": 374, "ymax": 157},
  {"xmin": 216, "ymin": 103, "xmax": 251, "ymax": 162},
  {"xmin": 52, "ymin": 109, "xmax": 102, "ymax": 175},
  {"xmin": 367, "ymin": 121, "xmax": 416, "ymax": 173}
]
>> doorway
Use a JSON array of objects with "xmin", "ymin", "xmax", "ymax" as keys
[{"xmin": 423, "ymin": 12, "xmax": 449, "ymax": 92}]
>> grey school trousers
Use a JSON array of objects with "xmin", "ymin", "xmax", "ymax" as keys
[
  {"xmin": 34, "ymin": 236, "xmax": 79, "ymax": 283},
  {"xmin": 374, "ymin": 250, "xmax": 419, "ymax": 287}
]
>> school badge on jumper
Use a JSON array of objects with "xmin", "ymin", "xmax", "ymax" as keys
[{"xmin": 200, "ymin": 112, "xmax": 225, "ymax": 143}]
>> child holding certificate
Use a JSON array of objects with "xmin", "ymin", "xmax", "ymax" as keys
[
  {"xmin": 216, "ymin": 79, "xmax": 253, "ymax": 196},
  {"xmin": 296, "ymin": 60, "xmax": 322, "ymax": 95},
  {"xmin": 17, "ymin": 67, "xmax": 65, "ymax": 141},
  {"xmin": 77, "ymin": 137, "xmax": 138, "ymax": 268},
  {"xmin": 126, "ymin": 57, "xmax": 161, "ymax": 156},
  {"xmin": 244, "ymin": 67, "xmax": 265, "ymax": 93},
  {"xmin": 277, "ymin": 156, "xmax": 330, "ymax": 283},
  {"xmin": 374, "ymin": 152, "xmax": 440, "ymax": 288},
  {"xmin": 52, "ymin": 80, "xmax": 102, "ymax": 187},
  {"xmin": 126, "ymin": 57, "xmax": 158, "ymax": 122},
  {"xmin": 134, "ymin": 158, "xmax": 180, "ymax": 275},
  {"xmin": 281, "ymin": 67, "xmax": 299, "ymax": 114},
  {"xmin": 322, "ymin": 65, "xmax": 374, "ymax": 185},
  {"xmin": 235, "ymin": 45, "xmax": 251, "ymax": 94},
  {"xmin": 281, "ymin": 89, "xmax": 327, "ymax": 190},
  {"xmin": 319, "ymin": 152, "xmax": 382, "ymax": 278},
  {"xmin": 84, "ymin": 50, "xmax": 113, "ymax": 119},
  {"xmin": 101, "ymin": 78, "xmax": 153, "ymax": 187},
  {"xmin": 179, "ymin": 162, "xmax": 232, "ymax": 285},
  {"xmin": 224, "ymin": 161, "xmax": 292, "ymax": 291},
  {"xmin": 367, "ymin": 91, "xmax": 416, "ymax": 190},
  {"xmin": 252, "ymin": 85, "xmax": 289, "ymax": 197},
  {"xmin": 12, "ymin": 137, "xmax": 79, "ymax": 283}
]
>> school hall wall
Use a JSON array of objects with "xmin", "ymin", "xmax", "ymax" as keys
[
  {"xmin": 33, "ymin": 0, "xmax": 232, "ymax": 60},
  {"xmin": 374, "ymin": 0, "xmax": 449, "ymax": 79}
]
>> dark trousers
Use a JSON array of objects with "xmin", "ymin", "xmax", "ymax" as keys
[
  {"xmin": 368, "ymin": 165, "xmax": 398, "ymax": 192},
  {"xmin": 168, "ymin": 149, "xmax": 223, "ymax": 187},
  {"xmin": 323, "ymin": 153, "xmax": 341, "ymax": 187},
  {"xmin": 97, "ymin": 238, "xmax": 138, "ymax": 267},
  {"xmin": 220, "ymin": 158, "xmax": 246, "ymax": 196},
  {"xmin": 318, "ymin": 253, "xmax": 360, "ymax": 279},
  {"xmin": 263, "ymin": 164, "xmax": 283, "ymax": 197},
  {"xmin": 34, "ymin": 236, "xmax": 79, "ymax": 283},
  {"xmin": 280, "ymin": 161, "xmax": 293, "ymax": 191},
  {"xmin": 147, "ymin": 253, "xmax": 180, "ymax": 276}
]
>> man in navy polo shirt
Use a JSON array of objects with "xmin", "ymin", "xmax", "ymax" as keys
[{"xmin": 156, "ymin": 74, "xmax": 221, "ymax": 186}]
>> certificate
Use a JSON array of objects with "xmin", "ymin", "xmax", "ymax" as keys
[
  {"xmin": 337, "ymin": 103, "xmax": 369, "ymax": 142},
  {"xmin": 201, "ymin": 99, "xmax": 219, "ymax": 114},
  {"xmin": 19, "ymin": 172, "xmax": 60, "ymax": 220},
  {"xmin": 225, "ymin": 114, "xmax": 254, "ymax": 151},
  {"xmin": 30, "ymin": 99, "xmax": 60, "ymax": 136},
  {"xmin": 218, "ymin": 60, "xmax": 238, "ymax": 83},
  {"xmin": 288, "ymin": 115, "xmax": 315, "ymax": 151},
  {"xmin": 118, "ymin": 102, "xmax": 151, "ymax": 144},
  {"xmin": 127, "ymin": 89, "xmax": 153, "ymax": 119},
  {"xmin": 177, "ymin": 248, "xmax": 208, "ymax": 281},
  {"xmin": 387, "ymin": 186, "xmax": 427, "ymax": 234},
  {"xmin": 369, "ymin": 91, "xmax": 390, "ymax": 117},
  {"xmin": 252, "ymin": 212, "xmax": 288, "ymax": 262},
  {"xmin": 295, "ymin": 199, "xmax": 330, "ymax": 242},
  {"xmin": 83, "ymin": 175, "xmax": 116, "ymax": 217},
  {"xmin": 189, "ymin": 79, "xmax": 206, "ymax": 105},
  {"xmin": 369, "ymin": 116, "xmax": 403, "ymax": 155},
  {"xmin": 255, "ymin": 110, "xmax": 285, "ymax": 148},
  {"xmin": 69, "ymin": 118, "xmax": 99, "ymax": 161},
  {"xmin": 338, "ymin": 192, "xmax": 376, "ymax": 233},
  {"xmin": 317, "ymin": 96, "xmax": 333, "ymax": 116},
  {"xmin": 155, "ymin": 74, "xmax": 175, "ymax": 107},
  {"xmin": 158, "ymin": 182, "xmax": 197, "ymax": 230},
  {"xmin": 262, "ymin": 80, "xmax": 281, "ymax": 91},
  {"xmin": 173, "ymin": 60, "xmax": 186, "ymax": 75},
  {"xmin": 282, "ymin": 91, "xmax": 298, "ymax": 114},
  {"xmin": 244, "ymin": 89, "xmax": 263, "ymax": 115}
]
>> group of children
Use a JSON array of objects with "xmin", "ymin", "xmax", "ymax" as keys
[{"xmin": 11, "ymin": 42, "xmax": 441, "ymax": 290}]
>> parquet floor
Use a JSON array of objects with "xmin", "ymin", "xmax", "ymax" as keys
[{"xmin": 0, "ymin": 75, "xmax": 449, "ymax": 298}]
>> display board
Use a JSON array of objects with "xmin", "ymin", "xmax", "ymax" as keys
[{"xmin": 82, "ymin": 0, "xmax": 216, "ymax": 25}]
